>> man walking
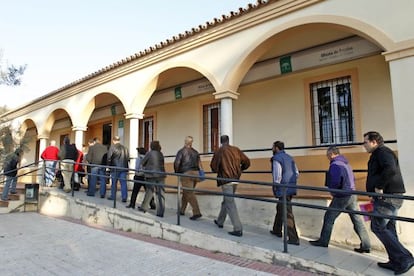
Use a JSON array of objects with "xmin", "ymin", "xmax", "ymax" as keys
[
  {"xmin": 41, "ymin": 140, "xmax": 60, "ymax": 187},
  {"xmin": 269, "ymin": 141, "xmax": 300, "ymax": 245},
  {"xmin": 210, "ymin": 135, "xmax": 250, "ymax": 237},
  {"xmin": 86, "ymin": 137, "xmax": 108, "ymax": 197},
  {"xmin": 309, "ymin": 146, "xmax": 371, "ymax": 252},
  {"xmin": 107, "ymin": 136, "xmax": 129, "ymax": 202},
  {"xmin": 363, "ymin": 131, "xmax": 414, "ymax": 275},
  {"xmin": 174, "ymin": 136, "xmax": 202, "ymax": 220}
]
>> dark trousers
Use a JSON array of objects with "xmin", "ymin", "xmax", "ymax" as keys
[
  {"xmin": 273, "ymin": 195, "xmax": 299, "ymax": 242},
  {"xmin": 129, "ymin": 175, "xmax": 155, "ymax": 209}
]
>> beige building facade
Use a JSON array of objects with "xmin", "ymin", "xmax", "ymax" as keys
[{"xmin": 2, "ymin": 0, "xmax": 414, "ymax": 247}]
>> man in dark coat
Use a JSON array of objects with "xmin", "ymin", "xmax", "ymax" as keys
[{"xmin": 363, "ymin": 131, "xmax": 414, "ymax": 275}]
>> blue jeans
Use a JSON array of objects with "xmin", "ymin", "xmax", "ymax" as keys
[
  {"xmin": 1, "ymin": 176, "xmax": 17, "ymax": 200},
  {"xmin": 88, "ymin": 166, "xmax": 106, "ymax": 196},
  {"xmin": 319, "ymin": 195, "xmax": 370, "ymax": 249},
  {"xmin": 371, "ymin": 198, "xmax": 413, "ymax": 267},
  {"xmin": 109, "ymin": 169, "xmax": 128, "ymax": 201},
  {"xmin": 44, "ymin": 160, "xmax": 57, "ymax": 186}
]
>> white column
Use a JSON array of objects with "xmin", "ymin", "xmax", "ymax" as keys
[
  {"xmin": 213, "ymin": 90, "xmax": 240, "ymax": 145},
  {"xmin": 221, "ymin": 98, "xmax": 233, "ymax": 144},
  {"xmin": 387, "ymin": 55, "xmax": 414, "ymax": 194},
  {"xmin": 38, "ymin": 136, "xmax": 48, "ymax": 161},
  {"xmin": 125, "ymin": 113, "xmax": 143, "ymax": 171},
  {"xmin": 385, "ymin": 52, "xmax": 414, "ymax": 248},
  {"xmin": 72, "ymin": 126, "xmax": 87, "ymax": 150}
]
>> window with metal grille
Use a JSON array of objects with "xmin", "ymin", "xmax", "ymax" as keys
[
  {"xmin": 203, "ymin": 102, "xmax": 221, "ymax": 152},
  {"xmin": 310, "ymin": 76, "xmax": 355, "ymax": 145}
]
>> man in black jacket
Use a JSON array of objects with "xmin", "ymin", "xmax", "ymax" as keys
[
  {"xmin": 1, "ymin": 149, "xmax": 22, "ymax": 201},
  {"xmin": 107, "ymin": 136, "xmax": 129, "ymax": 202},
  {"xmin": 363, "ymin": 131, "xmax": 414, "ymax": 275}
]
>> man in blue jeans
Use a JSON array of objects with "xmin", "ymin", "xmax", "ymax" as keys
[
  {"xmin": 1, "ymin": 149, "xmax": 22, "ymax": 201},
  {"xmin": 363, "ymin": 131, "xmax": 414, "ymax": 275},
  {"xmin": 309, "ymin": 146, "xmax": 371, "ymax": 252},
  {"xmin": 106, "ymin": 136, "xmax": 129, "ymax": 202},
  {"xmin": 85, "ymin": 138, "xmax": 108, "ymax": 198}
]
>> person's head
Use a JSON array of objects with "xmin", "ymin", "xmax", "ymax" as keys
[
  {"xmin": 184, "ymin": 136, "xmax": 193, "ymax": 147},
  {"xmin": 272, "ymin": 141, "xmax": 284, "ymax": 153},
  {"xmin": 363, "ymin": 131, "xmax": 384, "ymax": 153},
  {"xmin": 136, "ymin": 147, "xmax": 146, "ymax": 155},
  {"xmin": 150, "ymin": 140, "xmax": 161, "ymax": 151},
  {"xmin": 326, "ymin": 146, "xmax": 340, "ymax": 161},
  {"xmin": 63, "ymin": 136, "xmax": 70, "ymax": 145},
  {"xmin": 220, "ymin": 135, "xmax": 229, "ymax": 145},
  {"xmin": 88, "ymin": 139, "xmax": 95, "ymax": 146},
  {"xmin": 50, "ymin": 140, "xmax": 56, "ymax": 147},
  {"xmin": 93, "ymin": 137, "xmax": 101, "ymax": 144},
  {"xmin": 112, "ymin": 136, "xmax": 120, "ymax": 144}
]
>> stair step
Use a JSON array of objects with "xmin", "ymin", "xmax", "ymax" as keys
[{"xmin": 0, "ymin": 200, "xmax": 9, "ymax": 208}]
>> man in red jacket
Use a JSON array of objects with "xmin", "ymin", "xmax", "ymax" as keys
[{"xmin": 41, "ymin": 140, "xmax": 60, "ymax": 187}]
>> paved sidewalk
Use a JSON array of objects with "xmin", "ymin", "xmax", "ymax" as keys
[
  {"xmin": 0, "ymin": 212, "xmax": 310, "ymax": 275},
  {"xmin": 5, "ymin": 187, "xmax": 414, "ymax": 275}
]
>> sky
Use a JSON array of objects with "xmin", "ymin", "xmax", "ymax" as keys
[{"xmin": 0, "ymin": 0, "xmax": 253, "ymax": 109}]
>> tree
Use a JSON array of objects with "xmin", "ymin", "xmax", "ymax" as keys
[
  {"xmin": 0, "ymin": 50, "xmax": 28, "ymax": 168},
  {"xmin": 0, "ymin": 50, "xmax": 26, "ymax": 86}
]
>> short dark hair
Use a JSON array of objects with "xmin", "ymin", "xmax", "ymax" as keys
[
  {"xmin": 220, "ymin": 135, "xmax": 229, "ymax": 144},
  {"xmin": 136, "ymin": 147, "xmax": 146, "ymax": 155},
  {"xmin": 327, "ymin": 146, "xmax": 340, "ymax": 155},
  {"xmin": 150, "ymin": 140, "xmax": 161, "ymax": 151},
  {"xmin": 363, "ymin": 131, "xmax": 384, "ymax": 146},
  {"xmin": 273, "ymin": 141, "xmax": 285, "ymax": 150}
]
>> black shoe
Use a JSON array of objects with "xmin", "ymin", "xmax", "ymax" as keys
[
  {"xmin": 150, "ymin": 204, "xmax": 156, "ymax": 210},
  {"xmin": 86, "ymin": 194, "xmax": 95, "ymax": 197},
  {"xmin": 122, "ymin": 199, "xmax": 127, "ymax": 203},
  {"xmin": 214, "ymin": 219, "xmax": 223, "ymax": 228},
  {"xmin": 179, "ymin": 211, "xmax": 185, "ymax": 216},
  {"xmin": 228, "ymin": 230, "xmax": 243, "ymax": 237},
  {"xmin": 288, "ymin": 240, "xmax": 300, "ymax": 246},
  {"xmin": 126, "ymin": 205, "xmax": 135, "ymax": 209},
  {"xmin": 156, "ymin": 214, "xmax": 164, "ymax": 218},
  {"xmin": 100, "ymin": 195, "xmax": 105, "ymax": 198},
  {"xmin": 377, "ymin": 261, "xmax": 394, "ymax": 271},
  {"xmin": 107, "ymin": 197, "xmax": 114, "ymax": 200},
  {"xmin": 190, "ymin": 214, "xmax": 202, "ymax": 220},
  {"xmin": 137, "ymin": 207, "xmax": 146, "ymax": 213},
  {"xmin": 394, "ymin": 259, "xmax": 414, "ymax": 275},
  {"xmin": 354, "ymin": 247, "xmax": 370, "ymax": 254},
  {"xmin": 269, "ymin": 230, "xmax": 282, "ymax": 237},
  {"xmin": 309, "ymin": 240, "xmax": 328, "ymax": 247}
]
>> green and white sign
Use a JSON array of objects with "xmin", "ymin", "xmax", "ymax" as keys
[{"xmin": 280, "ymin": 56, "xmax": 292, "ymax": 74}]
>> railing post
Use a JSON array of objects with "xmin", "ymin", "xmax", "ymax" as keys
[
  {"xmin": 41, "ymin": 160, "xmax": 46, "ymax": 186},
  {"xmin": 177, "ymin": 175, "xmax": 181, "ymax": 225},
  {"xmin": 282, "ymin": 186, "xmax": 288, "ymax": 253}
]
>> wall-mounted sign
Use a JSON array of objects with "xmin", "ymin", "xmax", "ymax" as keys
[
  {"xmin": 118, "ymin": 120, "xmax": 124, "ymax": 128},
  {"xmin": 110, "ymin": 105, "xmax": 116, "ymax": 116},
  {"xmin": 280, "ymin": 56, "xmax": 292, "ymax": 74},
  {"xmin": 174, "ymin": 86, "xmax": 182, "ymax": 99}
]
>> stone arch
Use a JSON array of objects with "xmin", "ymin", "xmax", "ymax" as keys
[
  {"xmin": 223, "ymin": 14, "xmax": 395, "ymax": 93},
  {"xmin": 130, "ymin": 61, "xmax": 219, "ymax": 112}
]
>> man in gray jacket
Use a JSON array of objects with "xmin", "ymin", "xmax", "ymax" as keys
[{"xmin": 86, "ymin": 137, "xmax": 108, "ymax": 197}]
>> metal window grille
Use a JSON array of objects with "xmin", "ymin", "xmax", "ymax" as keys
[
  {"xmin": 310, "ymin": 76, "xmax": 355, "ymax": 145},
  {"xmin": 203, "ymin": 102, "xmax": 221, "ymax": 152}
]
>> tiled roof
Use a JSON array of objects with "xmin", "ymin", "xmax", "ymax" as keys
[{"xmin": 45, "ymin": 0, "xmax": 268, "ymax": 96}]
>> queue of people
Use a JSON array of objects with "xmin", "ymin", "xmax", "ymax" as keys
[{"xmin": 34, "ymin": 131, "xmax": 413, "ymax": 274}]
